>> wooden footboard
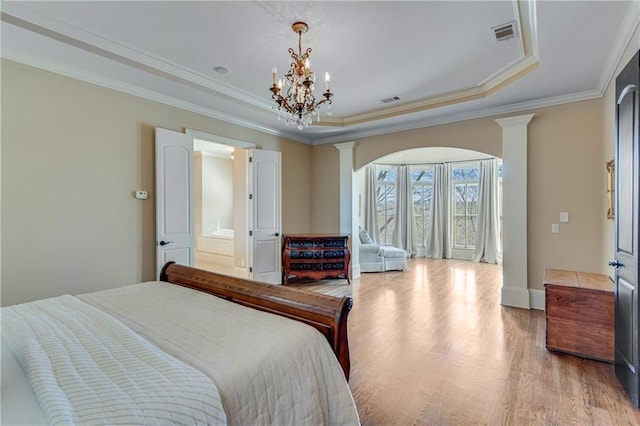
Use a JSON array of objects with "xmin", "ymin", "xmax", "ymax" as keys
[{"xmin": 159, "ymin": 262, "xmax": 353, "ymax": 380}]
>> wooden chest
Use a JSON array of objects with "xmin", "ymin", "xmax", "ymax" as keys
[{"xmin": 544, "ymin": 268, "xmax": 614, "ymax": 363}]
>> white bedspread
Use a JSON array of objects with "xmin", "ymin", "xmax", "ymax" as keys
[
  {"xmin": 80, "ymin": 281, "xmax": 360, "ymax": 426},
  {"xmin": 2, "ymin": 295, "xmax": 226, "ymax": 425}
]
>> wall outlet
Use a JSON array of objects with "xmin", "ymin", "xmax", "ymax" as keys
[
  {"xmin": 560, "ymin": 212, "xmax": 569, "ymax": 223},
  {"xmin": 551, "ymin": 223, "xmax": 560, "ymax": 234},
  {"xmin": 135, "ymin": 190, "xmax": 148, "ymax": 200}
]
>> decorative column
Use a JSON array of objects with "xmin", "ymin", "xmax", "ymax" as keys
[
  {"xmin": 334, "ymin": 141, "xmax": 360, "ymax": 279},
  {"xmin": 495, "ymin": 113, "xmax": 534, "ymax": 308}
]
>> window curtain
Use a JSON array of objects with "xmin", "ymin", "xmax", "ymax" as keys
[
  {"xmin": 364, "ymin": 165, "xmax": 380, "ymax": 244},
  {"xmin": 392, "ymin": 165, "xmax": 415, "ymax": 257},
  {"xmin": 426, "ymin": 163, "xmax": 452, "ymax": 259},
  {"xmin": 472, "ymin": 159, "xmax": 502, "ymax": 264}
]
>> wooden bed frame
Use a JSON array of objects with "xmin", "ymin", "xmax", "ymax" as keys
[{"xmin": 159, "ymin": 262, "xmax": 353, "ymax": 379}]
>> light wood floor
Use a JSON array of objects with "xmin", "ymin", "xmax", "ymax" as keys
[{"xmin": 343, "ymin": 258, "xmax": 639, "ymax": 425}]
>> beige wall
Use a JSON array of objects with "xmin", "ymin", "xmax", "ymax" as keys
[
  {"xmin": 602, "ymin": 24, "xmax": 640, "ymax": 278},
  {"xmin": 312, "ymin": 99, "xmax": 605, "ymax": 293},
  {"xmin": 1, "ymin": 59, "xmax": 313, "ymax": 306}
]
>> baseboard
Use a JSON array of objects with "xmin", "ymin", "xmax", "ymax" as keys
[
  {"xmin": 529, "ymin": 289, "xmax": 545, "ymax": 311},
  {"xmin": 501, "ymin": 286, "xmax": 530, "ymax": 309},
  {"xmin": 351, "ymin": 264, "xmax": 361, "ymax": 280}
]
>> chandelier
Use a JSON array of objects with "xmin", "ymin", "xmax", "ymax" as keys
[{"xmin": 269, "ymin": 21, "xmax": 333, "ymax": 130}]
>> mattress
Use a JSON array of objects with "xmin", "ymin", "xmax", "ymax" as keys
[{"xmin": 2, "ymin": 281, "xmax": 360, "ymax": 425}]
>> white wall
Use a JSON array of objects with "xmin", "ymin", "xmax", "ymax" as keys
[{"xmin": 201, "ymin": 154, "xmax": 234, "ymax": 233}]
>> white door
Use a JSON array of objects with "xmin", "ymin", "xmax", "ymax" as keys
[
  {"xmin": 249, "ymin": 149, "xmax": 282, "ymax": 284},
  {"xmin": 155, "ymin": 127, "xmax": 194, "ymax": 278}
]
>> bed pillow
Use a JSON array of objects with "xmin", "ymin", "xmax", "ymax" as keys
[{"xmin": 359, "ymin": 227, "xmax": 374, "ymax": 244}]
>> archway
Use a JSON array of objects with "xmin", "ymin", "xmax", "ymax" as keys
[{"xmin": 334, "ymin": 113, "xmax": 534, "ymax": 308}]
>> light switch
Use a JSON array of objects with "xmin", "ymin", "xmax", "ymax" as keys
[
  {"xmin": 551, "ymin": 224, "xmax": 560, "ymax": 234},
  {"xmin": 135, "ymin": 190, "xmax": 148, "ymax": 200},
  {"xmin": 560, "ymin": 212, "xmax": 569, "ymax": 223}
]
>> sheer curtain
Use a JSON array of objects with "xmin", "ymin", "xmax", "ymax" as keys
[
  {"xmin": 392, "ymin": 165, "xmax": 415, "ymax": 256},
  {"xmin": 364, "ymin": 165, "xmax": 380, "ymax": 243},
  {"xmin": 426, "ymin": 163, "xmax": 452, "ymax": 259},
  {"xmin": 472, "ymin": 159, "xmax": 502, "ymax": 264}
]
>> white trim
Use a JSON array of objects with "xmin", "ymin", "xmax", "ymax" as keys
[
  {"xmin": 529, "ymin": 289, "xmax": 545, "ymax": 311},
  {"xmin": 452, "ymin": 248, "xmax": 474, "ymax": 261},
  {"xmin": 497, "ymin": 113, "xmax": 533, "ymax": 310},
  {"xmin": 3, "ymin": 0, "xmax": 635, "ymax": 148},
  {"xmin": 351, "ymin": 263, "xmax": 361, "ymax": 280},
  {"xmin": 597, "ymin": 1, "xmax": 640, "ymax": 95},
  {"xmin": 311, "ymin": 90, "xmax": 600, "ymax": 145},
  {"xmin": 501, "ymin": 286, "xmax": 530, "ymax": 309},
  {"xmin": 2, "ymin": 52, "xmax": 313, "ymax": 145},
  {"xmin": 185, "ymin": 129, "xmax": 256, "ymax": 149},
  {"xmin": 1, "ymin": 2, "xmax": 272, "ymax": 112}
]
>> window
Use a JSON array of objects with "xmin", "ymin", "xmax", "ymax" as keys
[
  {"xmin": 452, "ymin": 163, "xmax": 480, "ymax": 249},
  {"xmin": 375, "ymin": 166, "xmax": 396, "ymax": 245},
  {"xmin": 411, "ymin": 167, "xmax": 434, "ymax": 251}
]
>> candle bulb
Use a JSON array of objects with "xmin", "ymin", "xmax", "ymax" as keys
[
  {"xmin": 272, "ymin": 67, "xmax": 277, "ymax": 85},
  {"xmin": 304, "ymin": 59, "xmax": 310, "ymax": 78}
]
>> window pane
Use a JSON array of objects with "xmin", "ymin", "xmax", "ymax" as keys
[
  {"xmin": 377, "ymin": 168, "xmax": 396, "ymax": 182},
  {"xmin": 454, "ymin": 184, "xmax": 466, "ymax": 215},
  {"xmin": 467, "ymin": 184, "xmax": 479, "ymax": 215},
  {"xmin": 412, "ymin": 169, "xmax": 434, "ymax": 183},
  {"xmin": 454, "ymin": 216, "xmax": 466, "ymax": 246},
  {"xmin": 466, "ymin": 216, "xmax": 477, "ymax": 247},
  {"xmin": 412, "ymin": 184, "xmax": 433, "ymax": 248},
  {"xmin": 452, "ymin": 167, "xmax": 479, "ymax": 181}
]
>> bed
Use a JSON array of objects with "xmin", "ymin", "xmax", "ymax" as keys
[{"xmin": 1, "ymin": 262, "xmax": 358, "ymax": 425}]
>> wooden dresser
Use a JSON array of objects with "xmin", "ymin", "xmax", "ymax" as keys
[
  {"xmin": 282, "ymin": 234, "xmax": 351, "ymax": 285},
  {"xmin": 544, "ymin": 268, "xmax": 614, "ymax": 363}
]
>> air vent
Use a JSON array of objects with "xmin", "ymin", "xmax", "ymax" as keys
[
  {"xmin": 492, "ymin": 21, "xmax": 517, "ymax": 42},
  {"xmin": 377, "ymin": 96, "xmax": 400, "ymax": 104}
]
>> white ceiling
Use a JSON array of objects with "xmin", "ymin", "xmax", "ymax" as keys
[{"xmin": 2, "ymin": 1, "xmax": 638, "ymax": 145}]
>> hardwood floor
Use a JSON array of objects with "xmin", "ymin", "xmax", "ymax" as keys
[{"xmin": 342, "ymin": 258, "xmax": 640, "ymax": 425}]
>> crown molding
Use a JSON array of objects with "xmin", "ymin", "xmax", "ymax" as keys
[
  {"xmin": 2, "ymin": 0, "xmax": 541, "ymax": 129},
  {"xmin": 3, "ymin": 0, "xmax": 634, "ymax": 148},
  {"xmin": 1, "ymin": 2, "xmax": 273, "ymax": 112},
  {"xmin": 326, "ymin": 0, "xmax": 539, "ymax": 127},
  {"xmin": 597, "ymin": 0, "xmax": 640, "ymax": 95},
  {"xmin": 311, "ymin": 89, "xmax": 602, "ymax": 145},
  {"xmin": 1, "ymin": 52, "xmax": 312, "ymax": 145}
]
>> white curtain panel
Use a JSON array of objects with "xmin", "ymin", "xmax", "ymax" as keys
[
  {"xmin": 364, "ymin": 165, "xmax": 380, "ymax": 244},
  {"xmin": 426, "ymin": 163, "xmax": 452, "ymax": 259},
  {"xmin": 392, "ymin": 165, "xmax": 415, "ymax": 257},
  {"xmin": 472, "ymin": 159, "xmax": 503, "ymax": 264}
]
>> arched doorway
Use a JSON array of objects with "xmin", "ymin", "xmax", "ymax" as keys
[{"xmin": 334, "ymin": 113, "xmax": 534, "ymax": 308}]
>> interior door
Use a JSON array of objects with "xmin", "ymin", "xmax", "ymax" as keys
[
  {"xmin": 614, "ymin": 50, "xmax": 640, "ymax": 407},
  {"xmin": 155, "ymin": 127, "xmax": 194, "ymax": 278},
  {"xmin": 249, "ymin": 149, "xmax": 282, "ymax": 284}
]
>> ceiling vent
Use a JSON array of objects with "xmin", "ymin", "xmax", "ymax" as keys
[
  {"xmin": 492, "ymin": 21, "xmax": 517, "ymax": 42},
  {"xmin": 377, "ymin": 96, "xmax": 401, "ymax": 105}
]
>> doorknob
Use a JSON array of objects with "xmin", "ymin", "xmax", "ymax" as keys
[
  {"xmin": 159, "ymin": 240, "xmax": 173, "ymax": 246},
  {"xmin": 274, "ymin": 232, "xmax": 280, "ymax": 237},
  {"xmin": 609, "ymin": 260, "xmax": 624, "ymax": 268}
]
